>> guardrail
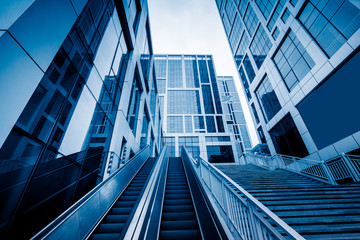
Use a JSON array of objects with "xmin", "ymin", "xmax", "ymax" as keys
[
  {"xmin": 244, "ymin": 153, "xmax": 360, "ymax": 185},
  {"xmin": 182, "ymin": 146, "xmax": 304, "ymax": 240},
  {"xmin": 31, "ymin": 145, "xmax": 151, "ymax": 240}
]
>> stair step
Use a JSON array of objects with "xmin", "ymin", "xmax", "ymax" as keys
[
  {"xmin": 159, "ymin": 229, "xmax": 201, "ymax": 240},
  {"xmin": 165, "ymin": 194, "xmax": 190, "ymax": 200},
  {"xmin": 115, "ymin": 201, "xmax": 135, "ymax": 208},
  {"xmin": 111, "ymin": 207, "xmax": 132, "ymax": 215}
]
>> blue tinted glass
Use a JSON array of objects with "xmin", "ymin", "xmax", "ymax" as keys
[
  {"xmin": 206, "ymin": 116, "xmax": 216, "ymax": 133},
  {"xmin": 201, "ymin": 85, "xmax": 215, "ymax": 114},
  {"xmin": 9, "ymin": 0, "xmax": 77, "ymax": 71},
  {"xmin": 0, "ymin": 0, "xmax": 35, "ymax": 29}
]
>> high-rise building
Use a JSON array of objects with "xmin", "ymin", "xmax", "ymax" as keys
[
  {"xmin": 0, "ymin": 0, "xmax": 161, "ymax": 238},
  {"xmin": 154, "ymin": 54, "xmax": 251, "ymax": 163},
  {"xmin": 216, "ymin": 0, "xmax": 360, "ymax": 160},
  {"xmin": 217, "ymin": 76, "xmax": 253, "ymax": 156}
]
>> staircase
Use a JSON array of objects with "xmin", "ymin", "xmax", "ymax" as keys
[
  {"xmin": 159, "ymin": 157, "xmax": 201, "ymax": 240},
  {"xmin": 216, "ymin": 164, "xmax": 360, "ymax": 239},
  {"xmin": 91, "ymin": 157, "xmax": 156, "ymax": 240}
]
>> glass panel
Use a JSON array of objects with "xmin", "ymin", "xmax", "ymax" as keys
[
  {"xmin": 201, "ymin": 85, "xmax": 215, "ymax": 114},
  {"xmin": 206, "ymin": 116, "xmax": 216, "ymax": 133},
  {"xmin": 167, "ymin": 90, "xmax": 201, "ymax": 114},
  {"xmin": 207, "ymin": 145, "xmax": 235, "ymax": 163}
]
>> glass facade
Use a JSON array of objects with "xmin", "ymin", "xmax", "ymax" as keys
[
  {"xmin": 255, "ymin": 76, "xmax": 281, "ymax": 122},
  {"xmin": 0, "ymin": 0, "xmax": 162, "ymax": 238},
  {"xmin": 274, "ymin": 31, "xmax": 315, "ymax": 91},
  {"xmin": 269, "ymin": 114, "xmax": 309, "ymax": 157},
  {"xmin": 250, "ymin": 25, "xmax": 272, "ymax": 68},
  {"xmin": 167, "ymin": 90, "xmax": 201, "ymax": 114},
  {"xmin": 299, "ymin": 0, "xmax": 360, "ymax": 57},
  {"xmin": 207, "ymin": 145, "xmax": 235, "ymax": 163},
  {"xmin": 218, "ymin": 0, "xmax": 360, "ymax": 160}
]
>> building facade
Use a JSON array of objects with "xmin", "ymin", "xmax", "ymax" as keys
[
  {"xmin": 216, "ymin": 0, "xmax": 360, "ymax": 160},
  {"xmin": 154, "ymin": 54, "xmax": 251, "ymax": 163},
  {"xmin": 217, "ymin": 76, "xmax": 253, "ymax": 156},
  {"xmin": 0, "ymin": 0, "xmax": 161, "ymax": 238}
]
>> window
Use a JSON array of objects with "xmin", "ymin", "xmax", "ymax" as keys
[
  {"xmin": 255, "ymin": 0, "xmax": 276, "ymax": 19},
  {"xmin": 207, "ymin": 145, "xmax": 235, "ymax": 163},
  {"xmin": 299, "ymin": 0, "xmax": 360, "ymax": 57},
  {"xmin": 194, "ymin": 116, "xmax": 205, "ymax": 129},
  {"xmin": 239, "ymin": 66, "xmax": 252, "ymax": 101},
  {"xmin": 250, "ymin": 25, "xmax": 272, "ymax": 68},
  {"xmin": 225, "ymin": 0, "xmax": 237, "ymax": 23},
  {"xmin": 238, "ymin": 0, "xmax": 249, "ymax": 17},
  {"xmin": 184, "ymin": 57, "xmax": 200, "ymax": 88},
  {"xmin": 205, "ymin": 136, "xmax": 231, "ymax": 142},
  {"xmin": 269, "ymin": 114, "xmax": 309, "ymax": 158},
  {"xmin": 272, "ymin": 27, "xmax": 280, "ymax": 40},
  {"xmin": 157, "ymin": 79, "xmax": 166, "ymax": 94},
  {"xmin": 206, "ymin": 116, "xmax": 216, "ymax": 133},
  {"xmin": 154, "ymin": 57, "xmax": 166, "ymax": 78},
  {"xmin": 255, "ymin": 75, "xmax": 281, "ymax": 122},
  {"xmin": 229, "ymin": 14, "xmax": 244, "ymax": 52},
  {"xmin": 185, "ymin": 116, "xmax": 193, "ymax": 133},
  {"xmin": 198, "ymin": 59, "xmax": 210, "ymax": 83},
  {"xmin": 216, "ymin": 116, "xmax": 225, "ymax": 132},
  {"xmin": 257, "ymin": 126, "xmax": 266, "ymax": 143},
  {"xmin": 207, "ymin": 60, "xmax": 223, "ymax": 114},
  {"xmin": 281, "ymin": 8, "xmax": 290, "ymax": 23},
  {"xmin": 127, "ymin": 73, "xmax": 142, "ymax": 134},
  {"xmin": 244, "ymin": 5, "xmax": 259, "ymax": 37},
  {"xmin": 167, "ymin": 90, "xmax": 201, "ymax": 114},
  {"xmin": 179, "ymin": 137, "xmax": 199, "ymax": 159},
  {"xmin": 290, "ymin": 0, "xmax": 298, "ymax": 7},
  {"xmin": 235, "ymin": 31, "xmax": 250, "ymax": 68},
  {"xmin": 201, "ymin": 85, "xmax": 215, "ymax": 114},
  {"xmin": 273, "ymin": 31, "xmax": 315, "ymax": 91},
  {"xmin": 167, "ymin": 116, "xmax": 183, "ymax": 133},
  {"xmin": 243, "ymin": 55, "xmax": 256, "ymax": 82},
  {"xmin": 164, "ymin": 137, "xmax": 175, "ymax": 157},
  {"xmin": 168, "ymin": 56, "xmax": 183, "ymax": 88},
  {"xmin": 251, "ymin": 103, "xmax": 260, "ymax": 124},
  {"xmin": 267, "ymin": 0, "xmax": 286, "ymax": 31}
]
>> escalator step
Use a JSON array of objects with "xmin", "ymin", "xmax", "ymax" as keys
[
  {"xmin": 161, "ymin": 220, "xmax": 199, "ymax": 230},
  {"xmin": 105, "ymin": 215, "xmax": 128, "ymax": 223},
  {"xmin": 111, "ymin": 207, "xmax": 132, "ymax": 215},
  {"xmin": 115, "ymin": 201, "xmax": 135, "ymax": 207},
  {"xmin": 98, "ymin": 223, "xmax": 125, "ymax": 233},
  {"xmin": 165, "ymin": 189, "xmax": 189, "ymax": 194},
  {"xmin": 92, "ymin": 233, "xmax": 121, "ymax": 240},
  {"xmin": 122, "ymin": 190, "xmax": 141, "ymax": 196},
  {"xmin": 165, "ymin": 194, "xmax": 191, "ymax": 200},
  {"xmin": 120, "ymin": 196, "xmax": 138, "ymax": 201},
  {"xmin": 163, "ymin": 205, "xmax": 194, "ymax": 212},
  {"xmin": 159, "ymin": 229, "xmax": 201, "ymax": 240},
  {"xmin": 164, "ymin": 199, "xmax": 192, "ymax": 205},
  {"xmin": 162, "ymin": 212, "xmax": 196, "ymax": 221}
]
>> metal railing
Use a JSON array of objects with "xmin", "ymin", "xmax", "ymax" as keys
[
  {"xmin": 244, "ymin": 153, "xmax": 360, "ymax": 185},
  {"xmin": 182, "ymin": 146, "xmax": 304, "ymax": 240}
]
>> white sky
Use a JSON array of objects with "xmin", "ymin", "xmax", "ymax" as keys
[{"xmin": 148, "ymin": 0, "xmax": 259, "ymax": 147}]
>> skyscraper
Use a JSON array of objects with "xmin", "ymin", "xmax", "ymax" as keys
[
  {"xmin": 0, "ymin": 0, "xmax": 161, "ymax": 238},
  {"xmin": 216, "ymin": 0, "xmax": 360, "ymax": 160},
  {"xmin": 154, "ymin": 54, "xmax": 251, "ymax": 163}
]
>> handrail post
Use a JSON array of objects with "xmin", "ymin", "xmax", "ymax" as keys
[
  {"xmin": 322, "ymin": 161, "xmax": 337, "ymax": 185},
  {"xmin": 341, "ymin": 153, "xmax": 360, "ymax": 182}
]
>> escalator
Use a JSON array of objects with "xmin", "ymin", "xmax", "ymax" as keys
[
  {"xmin": 91, "ymin": 157, "xmax": 156, "ymax": 240},
  {"xmin": 32, "ymin": 147, "xmax": 228, "ymax": 240},
  {"xmin": 159, "ymin": 157, "xmax": 201, "ymax": 239}
]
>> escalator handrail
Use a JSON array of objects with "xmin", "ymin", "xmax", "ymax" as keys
[
  {"xmin": 182, "ymin": 146, "xmax": 304, "ymax": 240},
  {"xmin": 123, "ymin": 146, "xmax": 168, "ymax": 239},
  {"xmin": 31, "ymin": 145, "xmax": 151, "ymax": 240}
]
